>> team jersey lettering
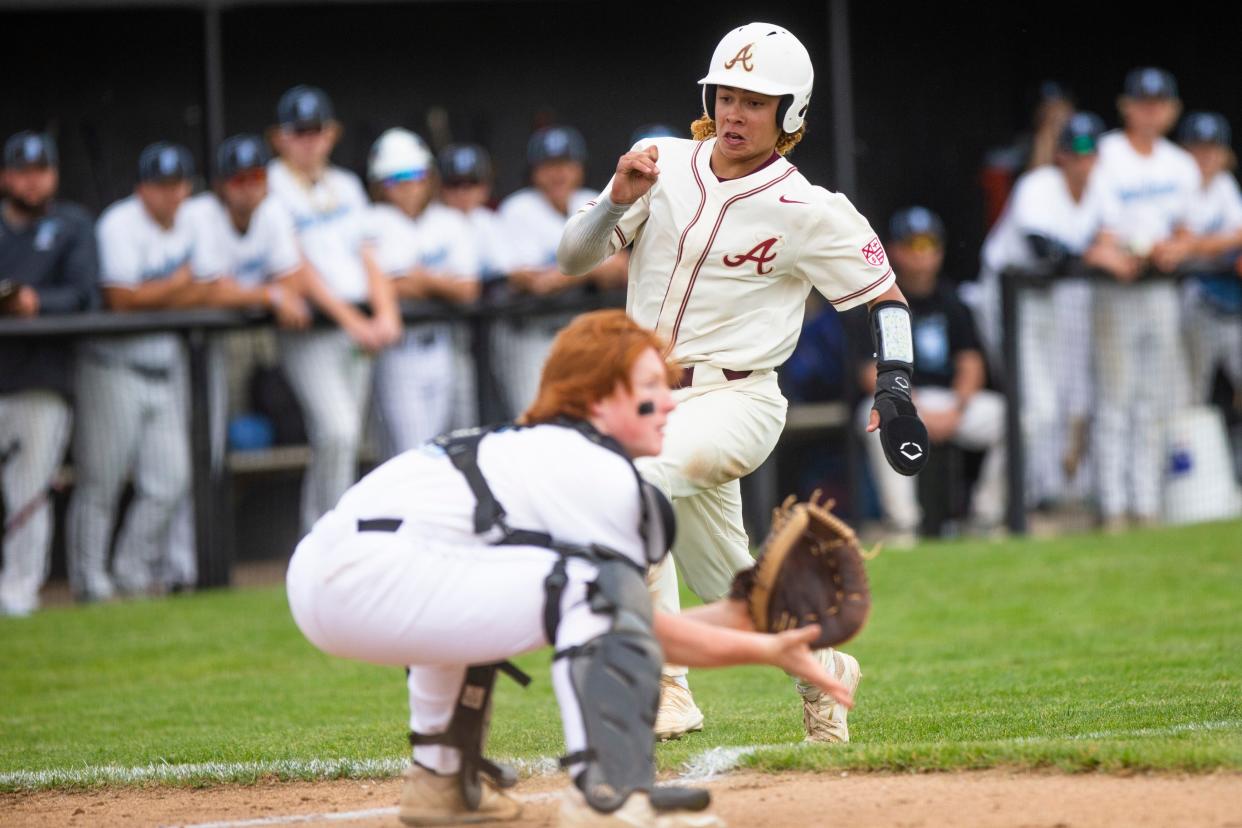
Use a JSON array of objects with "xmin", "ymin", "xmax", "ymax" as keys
[
  {"xmin": 724, "ymin": 43, "xmax": 755, "ymax": 72},
  {"xmin": 722, "ymin": 237, "xmax": 779, "ymax": 275},
  {"xmin": 861, "ymin": 236, "xmax": 887, "ymax": 267}
]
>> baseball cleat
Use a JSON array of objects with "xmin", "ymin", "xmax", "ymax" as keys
[
  {"xmin": 398, "ymin": 763, "xmax": 521, "ymax": 825},
  {"xmin": 654, "ymin": 676, "xmax": 704, "ymax": 741},
  {"xmin": 800, "ymin": 649, "xmax": 861, "ymax": 744},
  {"xmin": 558, "ymin": 787, "xmax": 725, "ymax": 827}
]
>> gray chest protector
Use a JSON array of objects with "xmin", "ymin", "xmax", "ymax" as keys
[{"xmin": 423, "ymin": 419, "xmax": 706, "ymax": 815}]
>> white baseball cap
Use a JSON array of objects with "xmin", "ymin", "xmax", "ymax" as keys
[{"xmin": 368, "ymin": 128, "xmax": 432, "ymax": 182}]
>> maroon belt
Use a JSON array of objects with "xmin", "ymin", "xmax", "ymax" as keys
[{"xmin": 676, "ymin": 366, "xmax": 753, "ymax": 389}]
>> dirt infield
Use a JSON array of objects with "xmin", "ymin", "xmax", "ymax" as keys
[{"xmin": 6, "ymin": 770, "xmax": 1242, "ymax": 828}]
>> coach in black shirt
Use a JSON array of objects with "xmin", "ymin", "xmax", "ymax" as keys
[
  {"xmin": 0, "ymin": 131, "xmax": 98, "ymax": 615},
  {"xmin": 853, "ymin": 207, "xmax": 1007, "ymax": 543}
]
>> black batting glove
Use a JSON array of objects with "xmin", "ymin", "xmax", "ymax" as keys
[{"xmin": 872, "ymin": 368, "xmax": 928, "ymax": 476}]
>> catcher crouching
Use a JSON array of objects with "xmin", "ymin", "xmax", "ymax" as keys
[{"xmin": 286, "ymin": 310, "xmax": 867, "ymax": 827}]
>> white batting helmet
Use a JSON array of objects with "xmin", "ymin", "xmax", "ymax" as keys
[
  {"xmin": 698, "ymin": 22, "xmax": 814, "ymax": 134},
  {"xmin": 368, "ymin": 128, "xmax": 432, "ymax": 182}
]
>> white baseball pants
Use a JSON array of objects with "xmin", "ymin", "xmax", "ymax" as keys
[{"xmin": 372, "ymin": 325, "xmax": 455, "ymax": 457}]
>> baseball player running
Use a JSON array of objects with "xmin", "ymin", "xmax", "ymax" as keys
[
  {"xmin": 1174, "ymin": 112, "xmax": 1242, "ymax": 404},
  {"xmin": 287, "ymin": 309, "xmax": 854, "ymax": 827},
  {"xmin": 492, "ymin": 126, "xmax": 628, "ymax": 418},
  {"xmin": 68, "ymin": 142, "xmax": 199, "ymax": 600},
  {"xmin": 367, "ymin": 128, "xmax": 481, "ymax": 454},
  {"xmin": 266, "ymin": 85, "xmax": 403, "ymax": 533},
  {"xmin": 0, "ymin": 131, "xmax": 98, "ymax": 615},
  {"xmin": 557, "ymin": 22, "xmax": 927, "ymax": 742}
]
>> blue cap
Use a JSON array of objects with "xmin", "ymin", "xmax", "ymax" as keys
[
  {"xmin": 889, "ymin": 206, "xmax": 945, "ymax": 245},
  {"xmin": 138, "ymin": 142, "xmax": 195, "ymax": 182},
  {"xmin": 527, "ymin": 125, "xmax": 587, "ymax": 167},
  {"xmin": 1058, "ymin": 111, "xmax": 1106, "ymax": 155},
  {"xmin": 276, "ymin": 85, "xmax": 335, "ymax": 130},
  {"xmin": 1123, "ymin": 67, "xmax": 1179, "ymax": 100},
  {"xmin": 629, "ymin": 123, "xmax": 679, "ymax": 146},
  {"xmin": 438, "ymin": 143, "xmax": 492, "ymax": 184},
  {"xmin": 1178, "ymin": 112, "xmax": 1231, "ymax": 147},
  {"xmin": 4, "ymin": 131, "xmax": 57, "ymax": 169},
  {"xmin": 216, "ymin": 134, "xmax": 270, "ymax": 179}
]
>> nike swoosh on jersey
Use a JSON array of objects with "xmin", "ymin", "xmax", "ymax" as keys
[{"xmin": 778, "ymin": 195, "xmax": 808, "ymax": 204}]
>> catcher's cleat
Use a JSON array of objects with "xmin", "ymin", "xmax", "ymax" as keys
[
  {"xmin": 557, "ymin": 787, "xmax": 725, "ymax": 827},
  {"xmin": 654, "ymin": 676, "xmax": 704, "ymax": 741},
  {"xmin": 799, "ymin": 650, "xmax": 861, "ymax": 744},
  {"xmin": 398, "ymin": 763, "xmax": 521, "ymax": 826}
]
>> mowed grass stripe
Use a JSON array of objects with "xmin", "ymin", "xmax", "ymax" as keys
[{"xmin": 1, "ymin": 520, "xmax": 1239, "ymax": 789}]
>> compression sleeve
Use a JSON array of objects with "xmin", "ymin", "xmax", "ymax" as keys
[{"xmin": 556, "ymin": 192, "xmax": 630, "ymax": 277}]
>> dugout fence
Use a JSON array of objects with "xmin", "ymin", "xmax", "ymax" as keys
[{"xmin": 999, "ymin": 265, "xmax": 1242, "ymax": 535}]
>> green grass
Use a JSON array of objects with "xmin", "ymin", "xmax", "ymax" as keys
[{"xmin": 1, "ymin": 520, "xmax": 1240, "ymax": 790}]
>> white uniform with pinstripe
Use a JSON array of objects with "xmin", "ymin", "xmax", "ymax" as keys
[
  {"xmin": 369, "ymin": 202, "xmax": 480, "ymax": 455},
  {"xmin": 566, "ymin": 135, "xmax": 894, "ymax": 656},
  {"xmin": 267, "ymin": 159, "xmax": 375, "ymax": 533},
  {"xmin": 68, "ymin": 195, "xmax": 193, "ymax": 597},
  {"xmin": 491, "ymin": 187, "xmax": 595, "ymax": 417}
]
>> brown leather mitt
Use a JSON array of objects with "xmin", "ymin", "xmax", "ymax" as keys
[{"xmin": 729, "ymin": 495, "xmax": 871, "ymax": 649}]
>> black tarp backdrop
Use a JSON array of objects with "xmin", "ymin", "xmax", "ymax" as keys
[{"xmin": 2, "ymin": 0, "xmax": 1242, "ymax": 282}]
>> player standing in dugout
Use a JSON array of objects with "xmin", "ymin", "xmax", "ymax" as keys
[{"xmin": 558, "ymin": 22, "xmax": 929, "ymax": 741}]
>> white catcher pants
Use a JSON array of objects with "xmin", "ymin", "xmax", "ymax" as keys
[{"xmin": 286, "ymin": 512, "xmax": 611, "ymax": 775}]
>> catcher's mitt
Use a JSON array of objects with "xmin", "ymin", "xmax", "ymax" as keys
[{"xmin": 729, "ymin": 495, "xmax": 871, "ymax": 649}]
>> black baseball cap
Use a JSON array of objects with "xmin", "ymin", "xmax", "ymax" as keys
[
  {"xmin": 630, "ymin": 123, "xmax": 679, "ymax": 146},
  {"xmin": 216, "ymin": 134, "xmax": 271, "ymax": 179},
  {"xmin": 3, "ymin": 131, "xmax": 57, "ymax": 169},
  {"xmin": 527, "ymin": 125, "xmax": 587, "ymax": 167},
  {"xmin": 1178, "ymin": 112, "xmax": 1231, "ymax": 147},
  {"xmin": 889, "ymin": 206, "xmax": 945, "ymax": 246},
  {"xmin": 438, "ymin": 143, "xmax": 492, "ymax": 185},
  {"xmin": 277, "ymin": 85, "xmax": 335, "ymax": 130},
  {"xmin": 1058, "ymin": 111, "xmax": 1106, "ymax": 155},
  {"xmin": 138, "ymin": 142, "xmax": 195, "ymax": 183},
  {"xmin": 1123, "ymin": 67, "xmax": 1179, "ymax": 100}
]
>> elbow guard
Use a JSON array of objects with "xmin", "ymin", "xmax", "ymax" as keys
[{"xmin": 869, "ymin": 301, "xmax": 928, "ymax": 476}]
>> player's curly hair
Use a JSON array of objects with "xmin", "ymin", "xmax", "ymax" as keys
[
  {"xmin": 690, "ymin": 113, "xmax": 805, "ymax": 157},
  {"xmin": 521, "ymin": 310, "xmax": 678, "ymax": 426}
]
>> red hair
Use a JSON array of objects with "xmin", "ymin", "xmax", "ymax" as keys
[{"xmin": 520, "ymin": 310, "xmax": 678, "ymax": 425}]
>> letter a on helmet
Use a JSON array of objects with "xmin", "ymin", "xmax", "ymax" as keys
[{"xmin": 698, "ymin": 22, "xmax": 814, "ymax": 134}]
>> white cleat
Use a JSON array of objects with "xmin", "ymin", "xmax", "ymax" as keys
[
  {"xmin": 654, "ymin": 676, "xmax": 704, "ymax": 741},
  {"xmin": 800, "ymin": 650, "xmax": 861, "ymax": 744}
]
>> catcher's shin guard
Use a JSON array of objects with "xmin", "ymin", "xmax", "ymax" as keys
[
  {"xmin": 410, "ymin": 660, "xmax": 532, "ymax": 810},
  {"xmin": 556, "ymin": 559, "xmax": 708, "ymax": 814}
]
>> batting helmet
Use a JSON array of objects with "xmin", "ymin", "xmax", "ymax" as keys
[
  {"xmin": 698, "ymin": 22, "xmax": 814, "ymax": 134},
  {"xmin": 368, "ymin": 128, "xmax": 432, "ymax": 182}
]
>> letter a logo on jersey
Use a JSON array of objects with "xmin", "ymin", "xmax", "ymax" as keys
[
  {"xmin": 724, "ymin": 43, "xmax": 755, "ymax": 72},
  {"xmin": 723, "ymin": 237, "xmax": 779, "ymax": 275}
]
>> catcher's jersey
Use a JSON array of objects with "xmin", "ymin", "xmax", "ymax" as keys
[
  {"xmin": 981, "ymin": 165, "xmax": 1111, "ymax": 275},
  {"xmin": 327, "ymin": 423, "xmax": 648, "ymax": 568},
  {"xmin": 369, "ymin": 202, "xmax": 480, "ymax": 279},
  {"xmin": 588, "ymin": 137, "xmax": 893, "ymax": 371},
  {"xmin": 1095, "ymin": 131, "xmax": 1199, "ymax": 251},
  {"xmin": 183, "ymin": 193, "xmax": 301, "ymax": 286},
  {"xmin": 267, "ymin": 159, "xmax": 371, "ymax": 301},
  {"xmin": 92, "ymin": 194, "xmax": 192, "ymax": 368}
]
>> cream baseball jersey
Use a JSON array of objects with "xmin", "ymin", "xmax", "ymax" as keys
[
  {"xmin": 586, "ymin": 137, "xmax": 893, "ymax": 370},
  {"xmin": 1095, "ymin": 131, "xmax": 1199, "ymax": 250},
  {"xmin": 184, "ymin": 193, "xmax": 301, "ymax": 286},
  {"xmin": 330, "ymin": 424, "xmax": 647, "ymax": 568},
  {"xmin": 267, "ymin": 160, "xmax": 371, "ymax": 301}
]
